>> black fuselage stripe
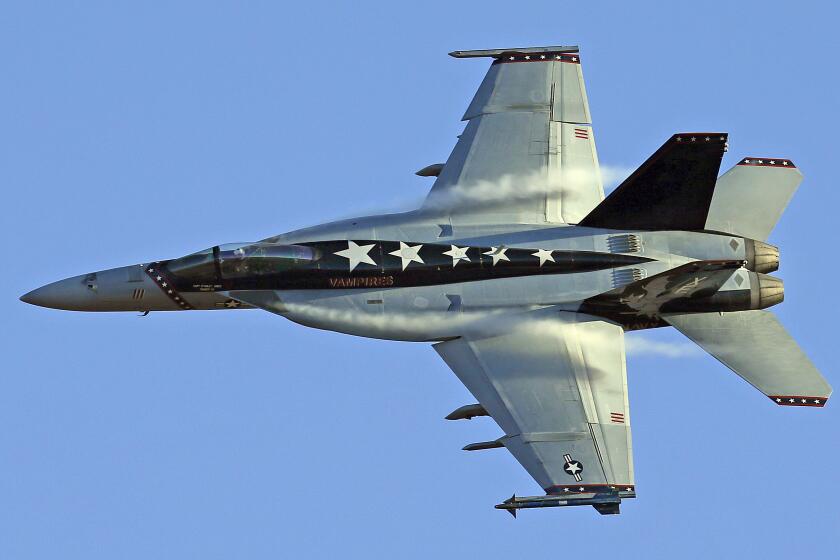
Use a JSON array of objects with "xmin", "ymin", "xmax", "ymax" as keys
[{"xmin": 161, "ymin": 241, "xmax": 651, "ymax": 293}]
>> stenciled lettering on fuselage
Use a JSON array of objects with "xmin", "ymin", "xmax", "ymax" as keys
[
  {"xmin": 328, "ymin": 276, "xmax": 396, "ymax": 288},
  {"xmin": 159, "ymin": 240, "xmax": 652, "ymax": 293}
]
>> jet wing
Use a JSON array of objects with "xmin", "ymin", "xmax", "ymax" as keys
[
  {"xmin": 424, "ymin": 46, "xmax": 604, "ymax": 225},
  {"xmin": 434, "ymin": 311, "xmax": 635, "ymax": 514}
]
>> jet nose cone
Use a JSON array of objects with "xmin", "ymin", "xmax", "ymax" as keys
[
  {"xmin": 19, "ymin": 276, "xmax": 92, "ymax": 310},
  {"xmin": 19, "ymin": 288, "xmax": 41, "ymax": 305}
]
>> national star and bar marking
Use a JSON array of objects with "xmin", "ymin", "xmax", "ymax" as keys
[{"xmin": 562, "ymin": 453, "xmax": 584, "ymax": 482}]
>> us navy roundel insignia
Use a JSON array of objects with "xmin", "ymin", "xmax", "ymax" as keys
[{"xmin": 563, "ymin": 453, "xmax": 584, "ymax": 481}]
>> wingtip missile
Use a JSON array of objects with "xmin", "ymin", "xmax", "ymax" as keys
[
  {"xmin": 494, "ymin": 491, "xmax": 627, "ymax": 516},
  {"xmin": 494, "ymin": 494, "xmax": 518, "ymax": 518}
]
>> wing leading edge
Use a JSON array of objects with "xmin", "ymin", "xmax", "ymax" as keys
[{"xmin": 434, "ymin": 311, "xmax": 635, "ymax": 515}]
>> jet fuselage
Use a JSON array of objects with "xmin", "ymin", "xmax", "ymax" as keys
[{"xmin": 21, "ymin": 211, "xmax": 781, "ymax": 341}]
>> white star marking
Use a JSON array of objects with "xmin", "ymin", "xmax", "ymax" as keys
[
  {"xmin": 815, "ymin": 399, "xmax": 821, "ymax": 404},
  {"xmin": 483, "ymin": 246, "xmax": 510, "ymax": 265},
  {"xmin": 744, "ymin": 159, "xmax": 750, "ymax": 164},
  {"xmin": 524, "ymin": 55, "xmax": 530, "ymax": 60},
  {"xmin": 776, "ymin": 398, "xmax": 782, "ymax": 402},
  {"xmin": 690, "ymin": 137, "xmax": 696, "ymax": 142},
  {"xmin": 801, "ymin": 399, "xmax": 807, "ymax": 403},
  {"xmin": 565, "ymin": 462, "xmax": 582, "ymax": 475},
  {"xmin": 789, "ymin": 398, "xmax": 795, "ymax": 403},
  {"xmin": 156, "ymin": 276, "xmax": 162, "ymax": 281},
  {"xmin": 442, "ymin": 245, "xmax": 470, "ymax": 267},
  {"xmin": 388, "ymin": 242, "xmax": 424, "ymax": 271},
  {"xmin": 532, "ymin": 248, "xmax": 555, "ymax": 267},
  {"xmin": 334, "ymin": 241, "xmax": 377, "ymax": 271},
  {"xmin": 572, "ymin": 56, "xmax": 578, "ymax": 61},
  {"xmin": 540, "ymin": 55, "xmax": 545, "ymax": 59},
  {"xmin": 578, "ymin": 487, "xmax": 584, "ymax": 491},
  {"xmin": 783, "ymin": 161, "xmax": 789, "ymax": 166}
]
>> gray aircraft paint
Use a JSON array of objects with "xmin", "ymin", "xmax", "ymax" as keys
[{"xmin": 21, "ymin": 45, "xmax": 830, "ymax": 516}]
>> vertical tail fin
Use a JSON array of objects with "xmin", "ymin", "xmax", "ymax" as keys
[
  {"xmin": 578, "ymin": 133, "xmax": 727, "ymax": 231},
  {"xmin": 705, "ymin": 158, "xmax": 803, "ymax": 241}
]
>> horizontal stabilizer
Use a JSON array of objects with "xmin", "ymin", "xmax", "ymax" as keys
[
  {"xmin": 579, "ymin": 133, "xmax": 728, "ymax": 230},
  {"xmin": 705, "ymin": 158, "xmax": 803, "ymax": 241},
  {"xmin": 663, "ymin": 310, "xmax": 831, "ymax": 406}
]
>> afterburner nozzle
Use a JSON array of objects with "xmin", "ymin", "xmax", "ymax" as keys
[
  {"xmin": 747, "ymin": 240, "xmax": 780, "ymax": 273},
  {"xmin": 756, "ymin": 274, "xmax": 784, "ymax": 309}
]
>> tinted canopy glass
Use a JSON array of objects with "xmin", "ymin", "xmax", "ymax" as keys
[
  {"xmin": 217, "ymin": 243, "xmax": 319, "ymax": 279},
  {"xmin": 165, "ymin": 247, "xmax": 217, "ymax": 284}
]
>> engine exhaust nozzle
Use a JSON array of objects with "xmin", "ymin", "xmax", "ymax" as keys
[
  {"xmin": 755, "ymin": 273, "xmax": 784, "ymax": 309},
  {"xmin": 746, "ymin": 240, "xmax": 780, "ymax": 273}
]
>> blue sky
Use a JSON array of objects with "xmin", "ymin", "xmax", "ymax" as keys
[{"xmin": 2, "ymin": 1, "xmax": 838, "ymax": 558}]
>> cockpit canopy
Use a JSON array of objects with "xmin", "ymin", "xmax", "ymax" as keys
[
  {"xmin": 165, "ymin": 243, "xmax": 320, "ymax": 288},
  {"xmin": 216, "ymin": 243, "xmax": 319, "ymax": 279}
]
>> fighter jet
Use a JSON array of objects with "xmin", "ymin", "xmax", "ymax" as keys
[{"xmin": 21, "ymin": 45, "xmax": 831, "ymax": 516}]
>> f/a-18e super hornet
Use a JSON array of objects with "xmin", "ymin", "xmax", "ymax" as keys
[{"xmin": 22, "ymin": 45, "xmax": 831, "ymax": 516}]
